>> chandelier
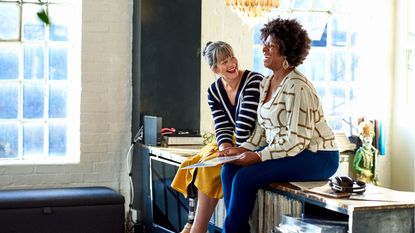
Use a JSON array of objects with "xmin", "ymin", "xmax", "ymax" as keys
[{"xmin": 225, "ymin": 0, "xmax": 280, "ymax": 25}]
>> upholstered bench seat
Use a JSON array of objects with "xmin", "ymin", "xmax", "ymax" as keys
[{"xmin": 0, "ymin": 186, "xmax": 125, "ymax": 233}]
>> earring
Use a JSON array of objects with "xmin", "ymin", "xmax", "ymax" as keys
[{"xmin": 283, "ymin": 58, "xmax": 289, "ymax": 70}]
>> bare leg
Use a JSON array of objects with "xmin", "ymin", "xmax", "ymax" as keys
[{"xmin": 190, "ymin": 190, "xmax": 219, "ymax": 233}]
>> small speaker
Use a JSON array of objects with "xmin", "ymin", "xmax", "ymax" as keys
[{"xmin": 144, "ymin": 115, "xmax": 162, "ymax": 146}]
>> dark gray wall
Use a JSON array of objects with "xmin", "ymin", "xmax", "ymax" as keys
[
  {"xmin": 131, "ymin": 0, "xmax": 201, "ymax": 232},
  {"xmin": 139, "ymin": 0, "xmax": 201, "ymax": 131}
]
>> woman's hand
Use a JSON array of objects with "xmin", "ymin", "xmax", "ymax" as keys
[
  {"xmin": 231, "ymin": 151, "xmax": 261, "ymax": 166},
  {"xmin": 218, "ymin": 142, "xmax": 233, "ymax": 151},
  {"xmin": 218, "ymin": 147, "xmax": 248, "ymax": 157}
]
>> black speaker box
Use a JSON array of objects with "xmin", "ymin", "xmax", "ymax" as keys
[{"xmin": 144, "ymin": 116, "xmax": 162, "ymax": 146}]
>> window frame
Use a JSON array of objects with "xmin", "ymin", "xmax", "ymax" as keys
[{"xmin": 0, "ymin": 0, "xmax": 80, "ymax": 164}]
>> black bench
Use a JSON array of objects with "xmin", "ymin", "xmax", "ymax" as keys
[{"xmin": 0, "ymin": 186, "xmax": 125, "ymax": 233}]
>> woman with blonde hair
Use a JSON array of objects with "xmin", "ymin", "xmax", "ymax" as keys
[{"xmin": 171, "ymin": 41, "xmax": 263, "ymax": 233}]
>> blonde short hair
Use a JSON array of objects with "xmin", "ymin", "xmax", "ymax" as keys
[{"xmin": 202, "ymin": 41, "xmax": 234, "ymax": 68}]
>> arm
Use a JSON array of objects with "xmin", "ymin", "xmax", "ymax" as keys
[
  {"xmin": 207, "ymin": 84, "xmax": 234, "ymax": 147},
  {"xmin": 234, "ymin": 73, "xmax": 262, "ymax": 145},
  {"xmin": 256, "ymin": 84, "xmax": 316, "ymax": 161},
  {"xmin": 239, "ymin": 120, "xmax": 268, "ymax": 152}
]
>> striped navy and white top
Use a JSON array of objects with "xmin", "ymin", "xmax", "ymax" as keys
[{"xmin": 207, "ymin": 70, "xmax": 263, "ymax": 147}]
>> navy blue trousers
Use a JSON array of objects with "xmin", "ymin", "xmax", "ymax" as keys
[{"xmin": 220, "ymin": 150, "xmax": 339, "ymax": 233}]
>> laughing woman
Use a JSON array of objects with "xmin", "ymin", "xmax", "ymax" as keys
[
  {"xmin": 218, "ymin": 18, "xmax": 340, "ymax": 233},
  {"xmin": 171, "ymin": 41, "xmax": 263, "ymax": 233}
]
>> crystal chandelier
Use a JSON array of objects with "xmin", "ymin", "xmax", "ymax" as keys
[{"xmin": 225, "ymin": 0, "xmax": 280, "ymax": 25}]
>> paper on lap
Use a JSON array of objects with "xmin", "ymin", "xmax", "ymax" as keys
[{"xmin": 180, "ymin": 155, "xmax": 244, "ymax": 169}]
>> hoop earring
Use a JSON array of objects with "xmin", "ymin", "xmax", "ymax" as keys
[{"xmin": 283, "ymin": 59, "xmax": 289, "ymax": 70}]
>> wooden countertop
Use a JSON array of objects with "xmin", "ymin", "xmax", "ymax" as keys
[{"xmin": 269, "ymin": 183, "xmax": 415, "ymax": 215}]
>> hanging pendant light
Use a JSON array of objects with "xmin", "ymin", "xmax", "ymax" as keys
[{"xmin": 224, "ymin": 0, "xmax": 280, "ymax": 25}]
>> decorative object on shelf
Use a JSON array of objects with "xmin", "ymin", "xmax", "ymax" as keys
[
  {"xmin": 224, "ymin": 0, "xmax": 280, "ymax": 25},
  {"xmin": 353, "ymin": 120, "xmax": 380, "ymax": 185}
]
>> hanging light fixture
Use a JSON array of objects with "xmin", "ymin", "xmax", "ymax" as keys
[{"xmin": 224, "ymin": 0, "xmax": 280, "ymax": 25}]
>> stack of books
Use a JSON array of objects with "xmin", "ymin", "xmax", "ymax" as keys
[{"xmin": 163, "ymin": 130, "xmax": 204, "ymax": 146}]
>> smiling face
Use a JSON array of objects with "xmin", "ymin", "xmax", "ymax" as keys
[
  {"xmin": 212, "ymin": 55, "xmax": 239, "ymax": 80},
  {"xmin": 262, "ymin": 35, "xmax": 285, "ymax": 72}
]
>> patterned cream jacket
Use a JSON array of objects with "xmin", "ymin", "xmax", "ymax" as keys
[{"xmin": 240, "ymin": 69, "xmax": 337, "ymax": 161}]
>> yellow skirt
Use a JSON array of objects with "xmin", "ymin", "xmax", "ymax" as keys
[{"xmin": 170, "ymin": 142, "xmax": 223, "ymax": 199}]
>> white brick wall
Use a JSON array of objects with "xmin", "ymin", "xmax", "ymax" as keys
[{"xmin": 0, "ymin": 0, "xmax": 133, "ymax": 205}]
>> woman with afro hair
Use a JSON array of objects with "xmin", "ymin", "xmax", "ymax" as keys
[{"xmin": 217, "ymin": 18, "xmax": 340, "ymax": 233}]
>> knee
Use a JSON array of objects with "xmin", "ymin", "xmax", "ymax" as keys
[
  {"xmin": 231, "ymin": 171, "xmax": 258, "ymax": 193},
  {"xmin": 221, "ymin": 163, "xmax": 237, "ymax": 181}
]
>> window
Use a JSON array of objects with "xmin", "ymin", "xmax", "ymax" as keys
[
  {"xmin": 253, "ymin": 0, "xmax": 389, "ymax": 135},
  {"xmin": 0, "ymin": 0, "xmax": 80, "ymax": 163}
]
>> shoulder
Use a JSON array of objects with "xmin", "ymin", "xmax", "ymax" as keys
[
  {"xmin": 259, "ymin": 74, "xmax": 272, "ymax": 89},
  {"xmin": 245, "ymin": 70, "xmax": 264, "ymax": 80},
  {"xmin": 285, "ymin": 69, "xmax": 315, "ymax": 91},
  {"xmin": 239, "ymin": 71, "xmax": 264, "ymax": 91},
  {"xmin": 207, "ymin": 78, "xmax": 221, "ymax": 93}
]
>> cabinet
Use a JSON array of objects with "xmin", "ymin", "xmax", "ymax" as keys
[
  {"xmin": 144, "ymin": 145, "xmax": 415, "ymax": 233},
  {"xmin": 251, "ymin": 183, "xmax": 415, "ymax": 233}
]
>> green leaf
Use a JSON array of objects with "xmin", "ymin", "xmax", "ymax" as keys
[{"xmin": 37, "ymin": 9, "xmax": 50, "ymax": 25}]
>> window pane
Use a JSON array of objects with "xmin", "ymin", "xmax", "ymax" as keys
[
  {"xmin": 350, "ymin": 52, "xmax": 358, "ymax": 82},
  {"xmin": 332, "ymin": 0, "xmax": 351, "ymax": 13},
  {"xmin": 331, "ymin": 15, "xmax": 348, "ymax": 47},
  {"xmin": 23, "ymin": 123, "xmax": 44, "ymax": 158},
  {"xmin": 24, "ymin": 44, "xmax": 45, "ymax": 80},
  {"xmin": 315, "ymin": 85, "xmax": 326, "ymax": 99},
  {"xmin": 253, "ymin": 45, "xmax": 264, "ymax": 75},
  {"xmin": 311, "ymin": 24, "xmax": 327, "ymax": 47},
  {"xmin": 329, "ymin": 87, "xmax": 346, "ymax": 115},
  {"xmin": 0, "ymin": 3, "xmax": 20, "ymax": 40},
  {"xmin": 291, "ymin": 12, "xmax": 329, "ymax": 41},
  {"xmin": 330, "ymin": 50, "xmax": 346, "ymax": 81},
  {"xmin": 49, "ymin": 4, "xmax": 69, "ymax": 41},
  {"xmin": 253, "ymin": 24, "xmax": 262, "ymax": 44},
  {"xmin": 0, "ymin": 83, "xmax": 18, "ymax": 119},
  {"xmin": 291, "ymin": 0, "xmax": 313, "ymax": 10},
  {"xmin": 23, "ymin": 82, "xmax": 44, "ymax": 119},
  {"xmin": 328, "ymin": 117, "xmax": 344, "ymax": 131},
  {"xmin": 0, "ymin": 45, "xmax": 20, "ymax": 80},
  {"xmin": 22, "ymin": 3, "xmax": 45, "ymax": 41},
  {"xmin": 349, "ymin": 87, "xmax": 356, "ymax": 103},
  {"xmin": 311, "ymin": 0, "xmax": 333, "ymax": 11},
  {"xmin": 49, "ymin": 122, "xmax": 66, "ymax": 157},
  {"xmin": 0, "ymin": 123, "xmax": 18, "ymax": 159},
  {"xmin": 49, "ymin": 46, "xmax": 68, "ymax": 80},
  {"xmin": 303, "ymin": 48, "xmax": 326, "ymax": 81},
  {"xmin": 49, "ymin": 82, "xmax": 67, "ymax": 118}
]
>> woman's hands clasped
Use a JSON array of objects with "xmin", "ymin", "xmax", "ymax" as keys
[{"xmin": 218, "ymin": 147, "xmax": 261, "ymax": 166}]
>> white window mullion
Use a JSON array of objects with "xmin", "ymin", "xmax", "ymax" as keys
[
  {"xmin": 44, "ymin": 14, "xmax": 50, "ymax": 158},
  {"xmin": 344, "ymin": 11, "xmax": 352, "ymax": 124},
  {"xmin": 18, "ymin": 41, "xmax": 24, "ymax": 160},
  {"xmin": 325, "ymin": 17, "xmax": 333, "ymax": 115}
]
